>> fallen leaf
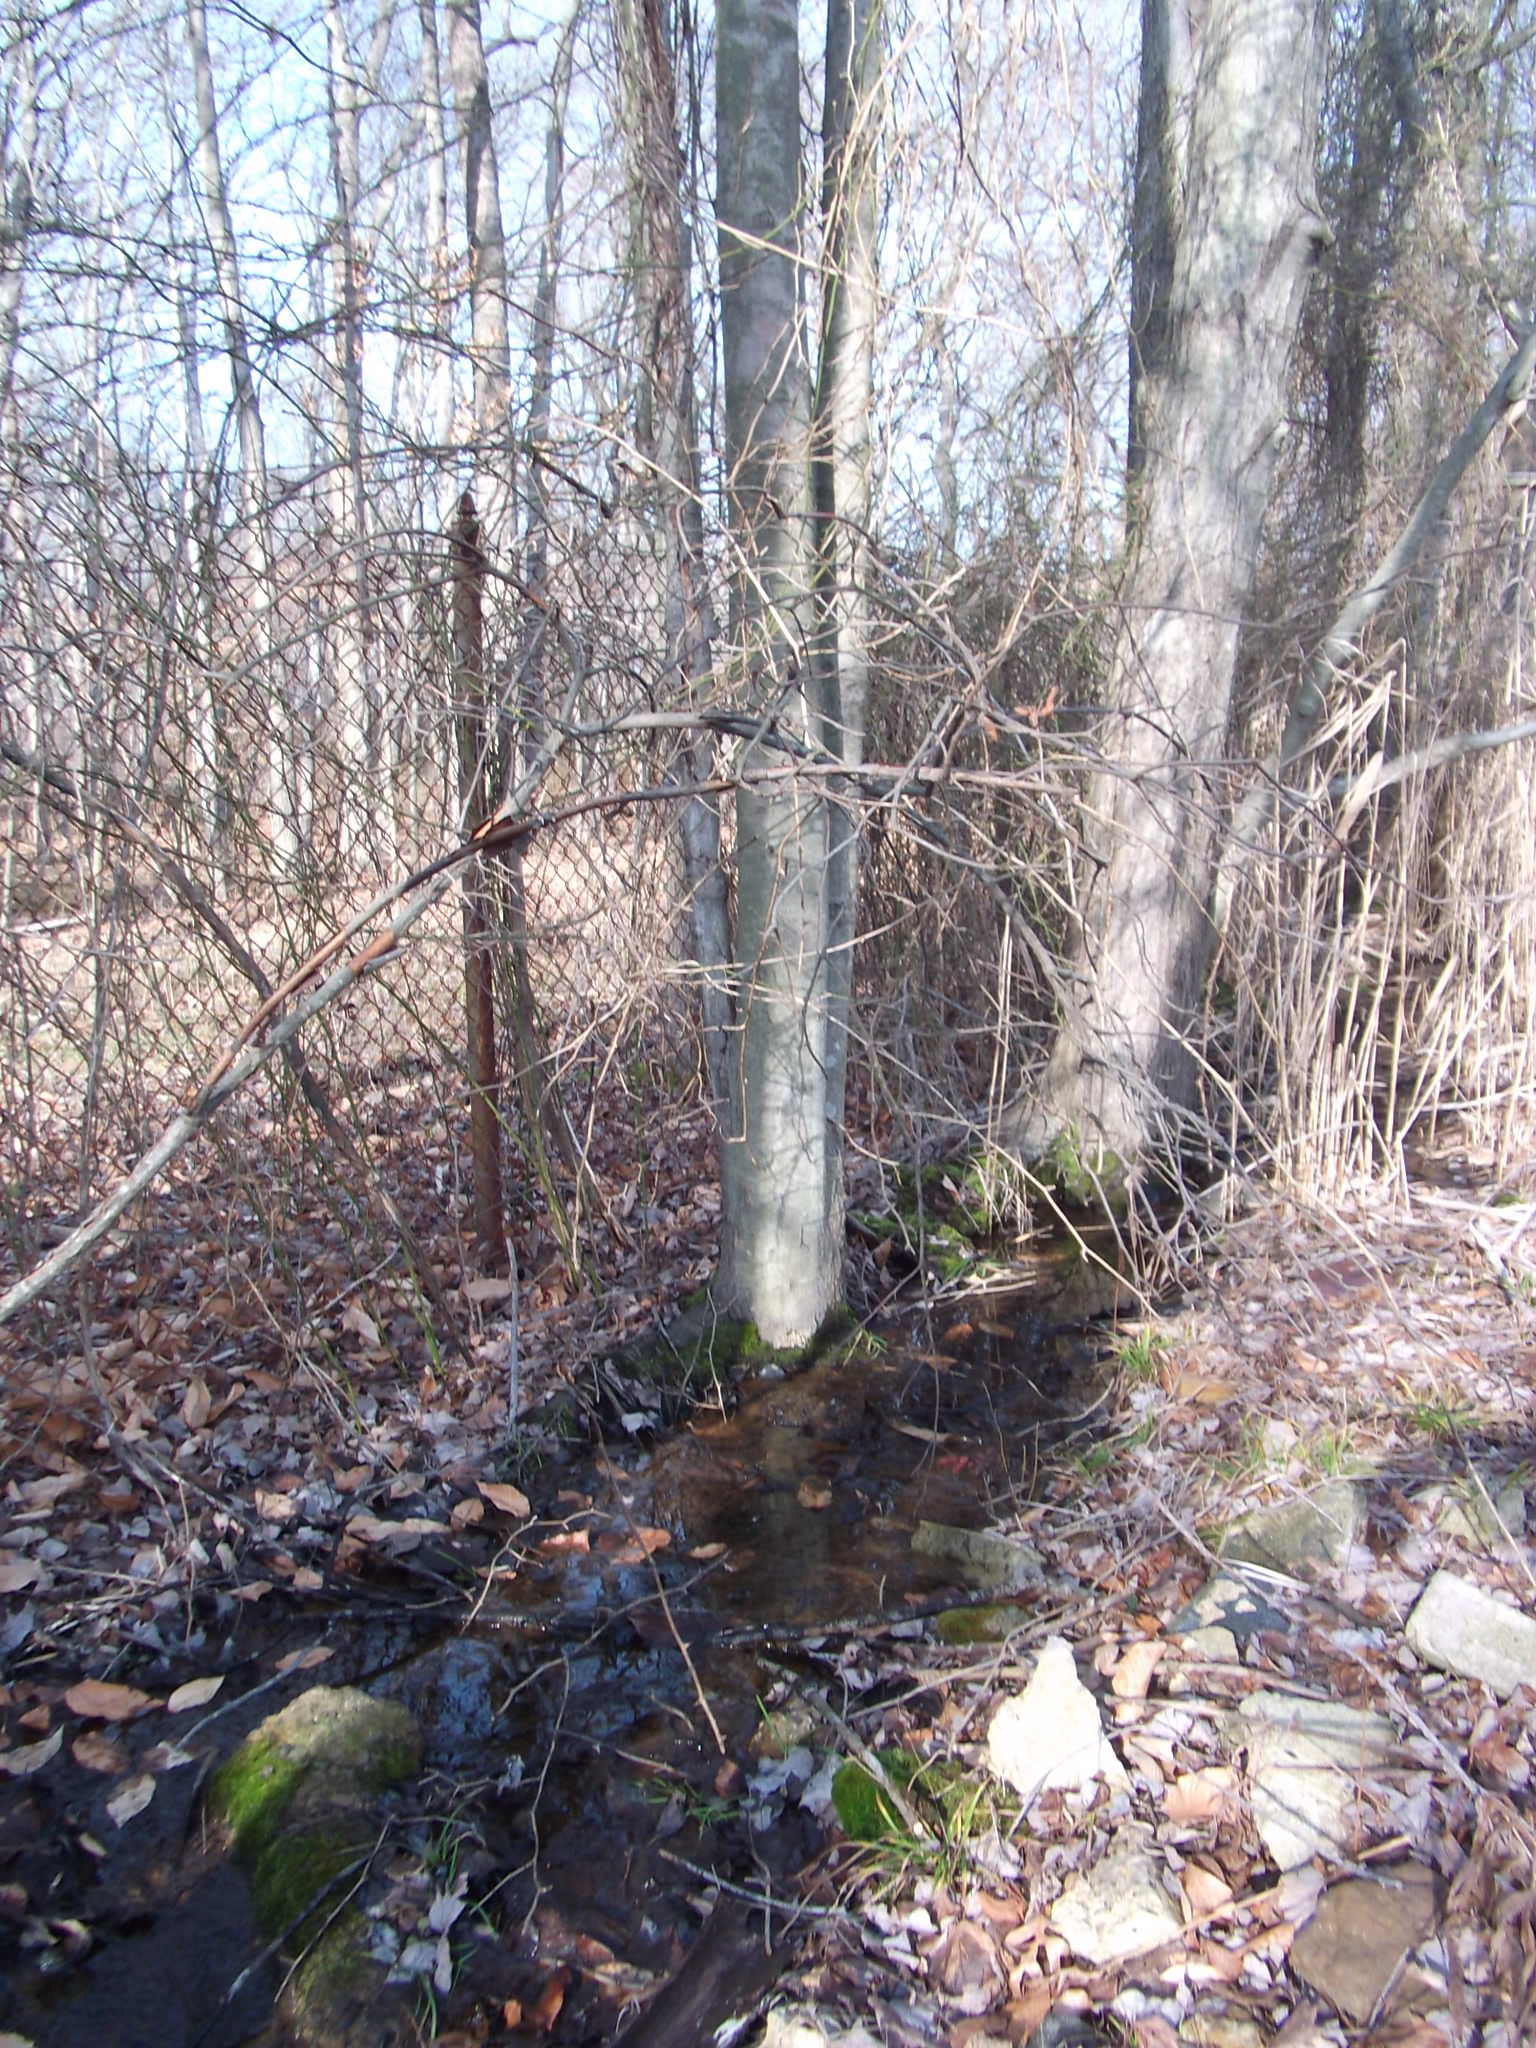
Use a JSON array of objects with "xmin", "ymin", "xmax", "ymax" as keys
[
  {"xmin": 181, "ymin": 1377, "xmax": 211, "ymax": 1430},
  {"xmin": 97, "ymin": 1486, "xmax": 137, "ymax": 1514},
  {"xmin": 501, "ymin": 2001, "xmax": 523, "ymax": 2029},
  {"xmin": 275, "ymin": 1645, "xmax": 334, "ymax": 1676},
  {"xmin": 291, "ymin": 1566, "xmax": 324, "ymax": 1592},
  {"xmin": 1111, "ymin": 1637, "xmax": 1166, "ymax": 1700},
  {"xmin": 1180, "ymin": 1863, "xmax": 1234, "ymax": 1919},
  {"xmin": 106, "ymin": 1774, "xmax": 155, "ymax": 1826},
  {"xmin": 332, "ymin": 1463, "xmax": 371, "ymax": 1492},
  {"xmin": 13, "ymin": 1471, "xmax": 86, "ymax": 1511},
  {"xmin": 537, "ymin": 1530, "xmax": 590, "ymax": 1556},
  {"xmin": 477, "ymin": 1480, "xmax": 531, "ymax": 1519},
  {"xmin": 451, "ymin": 1498, "xmax": 485, "ymax": 1529},
  {"xmin": 526, "ymin": 1966, "xmax": 569, "ymax": 2030},
  {"xmin": 344, "ymin": 1514, "xmax": 447, "ymax": 1543},
  {"xmin": 254, "ymin": 1488, "xmax": 296, "ymax": 1523},
  {"xmin": 464, "ymin": 1275, "xmax": 515, "ymax": 1305},
  {"xmin": 340, "ymin": 1302, "xmax": 380, "ymax": 1347},
  {"xmin": 233, "ymin": 1581, "xmax": 273, "ymax": 1601},
  {"xmin": 796, "ymin": 1478, "xmax": 833, "ymax": 1510},
  {"xmin": 63, "ymin": 1680, "xmax": 159, "ymax": 1722},
  {"xmin": 167, "ymin": 1676, "xmax": 224, "ymax": 1713},
  {"xmin": 686, "ymin": 1542, "xmax": 727, "ymax": 1562},
  {"xmin": 1165, "ymin": 1766, "xmax": 1238, "ymax": 1826},
  {"xmin": 0, "ymin": 1561, "xmax": 41, "ymax": 1595},
  {"xmin": 0, "ymin": 1730, "xmax": 62, "ymax": 1777},
  {"xmin": 72, "ymin": 1731, "xmax": 129, "ymax": 1774}
]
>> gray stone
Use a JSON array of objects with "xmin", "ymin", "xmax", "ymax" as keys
[
  {"xmin": 1221, "ymin": 1480, "xmax": 1364, "ymax": 1577},
  {"xmin": 912, "ymin": 1521, "xmax": 1043, "ymax": 1590},
  {"xmin": 1230, "ymin": 1690, "xmax": 1395, "ymax": 1871},
  {"xmin": 1405, "ymin": 1568, "xmax": 1536, "ymax": 1697},
  {"xmin": 1171, "ymin": 1572, "xmax": 1291, "ymax": 1665},
  {"xmin": 1427, "ymin": 1476, "xmax": 1528, "ymax": 1548},
  {"xmin": 1048, "ymin": 1826, "xmax": 1183, "ymax": 1964},
  {"xmin": 987, "ymin": 1637, "xmax": 1128, "ymax": 1803}
]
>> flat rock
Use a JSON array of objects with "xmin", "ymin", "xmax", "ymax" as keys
[
  {"xmin": 1171, "ymin": 1572, "xmax": 1291, "ymax": 1663},
  {"xmin": 912, "ymin": 1521, "xmax": 1043, "ymax": 1590},
  {"xmin": 1405, "ymin": 1568, "xmax": 1536, "ymax": 1696},
  {"xmin": 1420, "ymin": 1477, "xmax": 1527, "ymax": 1548},
  {"xmin": 1048, "ymin": 1825, "xmax": 1183, "ymax": 1965},
  {"xmin": 1290, "ymin": 1862, "xmax": 1438, "ymax": 2022},
  {"xmin": 1230, "ymin": 1690, "xmax": 1395, "ymax": 1871},
  {"xmin": 1221, "ymin": 1480, "xmax": 1364, "ymax": 1576},
  {"xmin": 987, "ymin": 1637, "xmax": 1128, "ymax": 1802}
]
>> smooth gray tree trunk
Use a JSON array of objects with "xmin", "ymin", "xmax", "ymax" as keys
[
  {"xmin": 715, "ymin": 0, "xmax": 841, "ymax": 1344},
  {"xmin": 813, "ymin": 0, "xmax": 880, "ymax": 1243},
  {"xmin": 1009, "ymin": 0, "xmax": 1331, "ymax": 1191}
]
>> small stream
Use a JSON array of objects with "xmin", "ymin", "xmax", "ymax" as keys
[{"xmin": 1, "ymin": 1248, "xmax": 1124, "ymax": 2047}]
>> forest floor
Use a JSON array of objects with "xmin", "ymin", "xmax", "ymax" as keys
[{"xmin": 1, "ymin": 1110, "xmax": 1534, "ymax": 2048}]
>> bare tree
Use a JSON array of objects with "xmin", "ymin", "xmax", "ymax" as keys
[{"xmin": 1007, "ymin": 0, "xmax": 1332, "ymax": 1193}]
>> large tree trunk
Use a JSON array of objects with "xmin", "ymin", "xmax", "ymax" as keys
[
  {"xmin": 813, "ymin": 0, "xmax": 880, "ymax": 1239},
  {"xmin": 715, "ymin": 0, "xmax": 841, "ymax": 1345},
  {"xmin": 1010, "ymin": 0, "xmax": 1330, "ymax": 1192}
]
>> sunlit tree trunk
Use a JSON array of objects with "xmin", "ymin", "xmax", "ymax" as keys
[
  {"xmin": 813, "ymin": 0, "xmax": 880, "ymax": 1241},
  {"xmin": 715, "ymin": 0, "xmax": 843, "ymax": 1344},
  {"xmin": 1010, "ymin": 0, "xmax": 1330, "ymax": 1193}
]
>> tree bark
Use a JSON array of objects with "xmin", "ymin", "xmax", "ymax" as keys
[
  {"xmin": 1010, "ymin": 0, "xmax": 1331, "ymax": 1191},
  {"xmin": 813, "ymin": 0, "xmax": 880, "ymax": 1243},
  {"xmin": 715, "ymin": 0, "xmax": 842, "ymax": 1344}
]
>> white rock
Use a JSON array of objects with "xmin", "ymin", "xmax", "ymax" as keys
[
  {"xmin": 987, "ymin": 1636, "xmax": 1129, "ymax": 1803},
  {"xmin": 1232, "ymin": 1691, "xmax": 1395, "ymax": 1870},
  {"xmin": 1049, "ymin": 1826, "xmax": 1184, "ymax": 1964},
  {"xmin": 1406, "ymin": 1569, "xmax": 1536, "ymax": 1697}
]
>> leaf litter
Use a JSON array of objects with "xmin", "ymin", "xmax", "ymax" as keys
[{"xmin": 0, "ymin": 1112, "xmax": 1532, "ymax": 2044}]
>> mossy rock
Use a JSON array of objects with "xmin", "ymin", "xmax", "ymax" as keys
[
  {"xmin": 208, "ymin": 1686, "xmax": 423, "ymax": 2048},
  {"xmin": 934, "ymin": 1603, "xmax": 1026, "ymax": 1646}
]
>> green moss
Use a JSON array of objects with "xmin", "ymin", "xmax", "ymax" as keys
[
  {"xmin": 832, "ymin": 1757, "xmax": 915, "ymax": 1841},
  {"xmin": 251, "ymin": 1826, "xmax": 361, "ymax": 1933},
  {"xmin": 208, "ymin": 1735, "xmax": 307, "ymax": 1862},
  {"xmin": 1042, "ymin": 1126, "xmax": 1126, "ymax": 1211},
  {"xmin": 934, "ymin": 1603, "xmax": 1022, "ymax": 1646},
  {"xmin": 832, "ymin": 1750, "xmax": 994, "ymax": 1855}
]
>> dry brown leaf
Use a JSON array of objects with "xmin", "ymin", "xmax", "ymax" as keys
[
  {"xmin": 477, "ymin": 1481, "xmax": 531, "ymax": 1519},
  {"xmin": 291, "ymin": 1566, "xmax": 324, "ymax": 1592},
  {"xmin": 537, "ymin": 1530, "xmax": 590, "ymax": 1556},
  {"xmin": 1180, "ymin": 1863, "xmax": 1234, "ymax": 1920},
  {"xmin": 13, "ymin": 1470, "xmax": 86, "ymax": 1511},
  {"xmin": 1165, "ymin": 1766, "xmax": 1238, "ymax": 1826},
  {"xmin": 464, "ymin": 1275, "xmax": 515, "ymax": 1305},
  {"xmin": 686, "ymin": 1542, "xmax": 727, "ymax": 1561},
  {"xmin": 450, "ymin": 1498, "xmax": 485, "ymax": 1529},
  {"xmin": 62, "ymin": 1680, "xmax": 159, "ymax": 1722},
  {"xmin": 181, "ymin": 1377, "xmax": 211, "ymax": 1430},
  {"xmin": 0, "ymin": 1729, "xmax": 62, "ymax": 1777},
  {"xmin": 275, "ymin": 1645, "xmax": 334, "ymax": 1676},
  {"xmin": 340, "ymin": 1302, "xmax": 381, "ymax": 1347},
  {"xmin": 1111, "ymin": 1637, "xmax": 1166, "ymax": 1699},
  {"xmin": 72, "ymin": 1731, "xmax": 129, "ymax": 1774},
  {"xmin": 106, "ymin": 1773, "xmax": 155, "ymax": 1826},
  {"xmin": 796, "ymin": 1478, "xmax": 833, "ymax": 1511},
  {"xmin": 167, "ymin": 1676, "xmax": 224, "ymax": 1713},
  {"xmin": 0, "ymin": 1561, "xmax": 42, "ymax": 1595},
  {"xmin": 253, "ymin": 1488, "xmax": 296, "ymax": 1523}
]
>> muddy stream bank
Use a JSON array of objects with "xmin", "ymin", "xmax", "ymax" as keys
[{"xmin": 0, "ymin": 1249, "xmax": 1123, "ymax": 2048}]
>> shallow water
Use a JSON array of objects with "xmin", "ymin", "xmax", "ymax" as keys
[{"xmin": 1, "ymin": 1249, "xmax": 1120, "ymax": 2045}]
